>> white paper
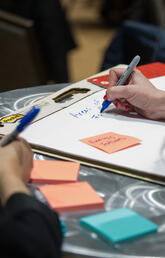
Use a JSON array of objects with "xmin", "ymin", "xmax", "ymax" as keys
[{"xmin": 21, "ymin": 76, "xmax": 165, "ymax": 179}]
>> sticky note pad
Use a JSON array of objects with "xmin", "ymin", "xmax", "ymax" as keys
[
  {"xmin": 80, "ymin": 208, "xmax": 158, "ymax": 243},
  {"xmin": 80, "ymin": 132, "xmax": 141, "ymax": 154},
  {"xmin": 30, "ymin": 160, "xmax": 80, "ymax": 184},
  {"xmin": 38, "ymin": 181, "xmax": 104, "ymax": 213}
]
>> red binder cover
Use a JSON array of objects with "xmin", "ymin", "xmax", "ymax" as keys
[{"xmin": 88, "ymin": 62, "xmax": 165, "ymax": 88}]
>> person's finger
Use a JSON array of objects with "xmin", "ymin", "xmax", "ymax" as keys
[
  {"xmin": 109, "ymin": 68, "xmax": 127, "ymax": 87},
  {"xmin": 114, "ymin": 100, "xmax": 131, "ymax": 111},
  {"xmin": 110, "ymin": 67, "xmax": 126, "ymax": 76},
  {"xmin": 18, "ymin": 137, "xmax": 32, "ymax": 152},
  {"xmin": 107, "ymin": 85, "xmax": 134, "ymax": 101},
  {"xmin": 103, "ymin": 92, "xmax": 107, "ymax": 100},
  {"xmin": 17, "ymin": 138, "xmax": 33, "ymax": 167},
  {"xmin": 109, "ymin": 70, "xmax": 118, "ymax": 87}
]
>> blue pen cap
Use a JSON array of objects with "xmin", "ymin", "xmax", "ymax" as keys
[{"xmin": 17, "ymin": 106, "xmax": 40, "ymax": 133}]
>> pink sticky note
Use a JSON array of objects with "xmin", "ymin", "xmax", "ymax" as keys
[
  {"xmin": 80, "ymin": 132, "xmax": 141, "ymax": 154},
  {"xmin": 38, "ymin": 182, "xmax": 104, "ymax": 213},
  {"xmin": 30, "ymin": 160, "xmax": 80, "ymax": 184}
]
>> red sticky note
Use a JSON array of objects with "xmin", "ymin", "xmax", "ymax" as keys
[
  {"xmin": 30, "ymin": 160, "xmax": 80, "ymax": 184},
  {"xmin": 38, "ymin": 182, "xmax": 104, "ymax": 213},
  {"xmin": 80, "ymin": 132, "xmax": 141, "ymax": 154}
]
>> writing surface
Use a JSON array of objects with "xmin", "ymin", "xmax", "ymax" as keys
[{"xmin": 21, "ymin": 76, "xmax": 165, "ymax": 181}]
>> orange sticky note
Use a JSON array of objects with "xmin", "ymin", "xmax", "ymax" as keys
[
  {"xmin": 38, "ymin": 182, "xmax": 104, "ymax": 213},
  {"xmin": 30, "ymin": 160, "xmax": 80, "ymax": 184},
  {"xmin": 80, "ymin": 132, "xmax": 140, "ymax": 154}
]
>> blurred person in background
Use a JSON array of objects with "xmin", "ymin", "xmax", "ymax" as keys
[
  {"xmin": 101, "ymin": 0, "xmax": 165, "ymax": 28},
  {"xmin": 0, "ymin": 0, "xmax": 76, "ymax": 83}
]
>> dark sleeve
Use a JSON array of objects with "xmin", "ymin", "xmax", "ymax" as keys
[{"xmin": 0, "ymin": 193, "xmax": 63, "ymax": 258}]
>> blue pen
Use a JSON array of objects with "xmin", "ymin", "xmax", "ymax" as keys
[
  {"xmin": 0, "ymin": 106, "xmax": 40, "ymax": 147},
  {"xmin": 100, "ymin": 55, "xmax": 141, "ymax": 113}
]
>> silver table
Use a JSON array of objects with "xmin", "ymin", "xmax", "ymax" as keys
[{"xmin": 0, "ymin": 84, "xmax": 165, "ymax": 258}]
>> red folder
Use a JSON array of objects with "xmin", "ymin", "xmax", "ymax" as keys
[{"xmin": 88, "ymin": 62, "xmax": 165, "ymax": 88}]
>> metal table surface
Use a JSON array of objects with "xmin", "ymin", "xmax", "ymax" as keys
[{"xmin": 0, "ymin": 84, "xmax": 165, "ymax": 258}]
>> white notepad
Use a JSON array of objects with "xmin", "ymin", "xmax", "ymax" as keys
[{"xmin": 21, "ymin": 75, "xmax": 165, "ymax": 182}]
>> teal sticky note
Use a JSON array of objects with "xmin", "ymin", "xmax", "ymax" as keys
[
  {"xmin": 60, "ymin": 220, "xmax": 66, "ymax": 235},
  {"xmin": 80, "ymin": 208, "xmax": 158, "ymax": 243}
]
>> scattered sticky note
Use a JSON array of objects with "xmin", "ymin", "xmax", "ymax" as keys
[
  {"xmin": 80, "ymin": 132, "xmax": 140, "ymax": 154},
  {"xmin": 30, "ymin": 160, "xmax": 80, "ymax": 184},
  {"xmin": 38, "ymin": 181, "xmax": 104, "ymax": 213},
  {"xmin": 80, "ymin": 208, "xmax": 158, "ymax": 243}
]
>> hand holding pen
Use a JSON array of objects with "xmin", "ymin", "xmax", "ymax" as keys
[
  {"xmin": 101, "ymin": 55, "xmax": 141, "ymax": 113},
  {"xmin": 101, "ymin": 60, "xmax": 165, "ymax": 119}
]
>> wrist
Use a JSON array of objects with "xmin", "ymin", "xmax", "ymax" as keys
[
  {"xmin": 154, "ymin": 90, "xmax": 165, "ymax": 119},
  {"xmin": 0, "ymin": 170, "xmax": 30, "ymax": 206}
]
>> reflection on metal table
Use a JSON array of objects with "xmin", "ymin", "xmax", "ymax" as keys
[{"xmin": 0, "ymin": 84, "xmax": 165, "ymax": 258}]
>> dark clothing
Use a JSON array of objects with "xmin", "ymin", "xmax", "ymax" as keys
[
  {"xmin": 0, "ymin": 193, "xmax": 62, "ymax": 258},
  {"xmin": 101, "ymin": 20, "xmax": 165, "ymax": 71},
  {"xmin": 101, "ymin": 0, "xmax": 165, "ymax": 28},
  {"xmin": 0, "ymin": 0, "xmax": 76, "ymax": 83}
]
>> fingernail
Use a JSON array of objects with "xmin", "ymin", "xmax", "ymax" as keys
[
  {"xmin": 115, "ymin": 103, "xmax": 119, "ymax": 108},
  {"xmin": 103, "ymin": 93, "xmax": 107, "ymax": 100},
  {"xmin": 125, "ymin": 104, "xmax": 130, "ymax": 110}
]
